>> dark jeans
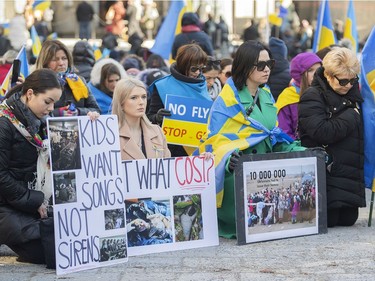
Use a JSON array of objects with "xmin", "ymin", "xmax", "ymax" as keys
[
  {"xmin": 79, "ymin": 21, "xmax": 92, "ymax": 39},
  {"xmin": 327, "ymin": 207, "xmax": 359, "ymax": 227},
  {"xmin": 8, "ymin": 239, "xmax": 45, "ymax": 264}
]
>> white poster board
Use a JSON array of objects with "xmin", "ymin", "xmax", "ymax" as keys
[
  {"xmin": 48, "ymin": 116, "xmax": 128, "ymax": 275},
  {"xmin": 122, "ymin": 156, "xmax": 218, "ymax": 256}
]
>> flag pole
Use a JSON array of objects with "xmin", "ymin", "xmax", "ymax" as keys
[{"xmin": 368, "ymin": 182, "xmax": 375, "ymax": 227}]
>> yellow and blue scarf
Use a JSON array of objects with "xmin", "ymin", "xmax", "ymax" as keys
[{"xmin": 194, "ymin": 78, "xmax": 293, "ymax": 207}]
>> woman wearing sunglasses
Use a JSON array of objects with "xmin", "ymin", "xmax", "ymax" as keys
[
  {"xmin": 298, "ymin": 47, "xmax": 365, "ymax": 228},
  {"xmin": 202, "ymin": 57, "xmax": 222, "ymax": 100},
  {"xmin": 218, "ymin": 58, "xmax": 233, "ymax": 87},
  {"xmin": 147, "ymin": 43, "xmax": 211, "ymax": 157},
  {"xmin": 196, "ymin": 40, "xmax": 305, "ymax": 238}
]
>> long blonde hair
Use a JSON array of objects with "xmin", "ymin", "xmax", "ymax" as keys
[{"xmin": 112, "ymin": 77, "xmax": 151, "ymax": 128}]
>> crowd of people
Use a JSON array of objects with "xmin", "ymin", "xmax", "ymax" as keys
[{"xmin": 0, "ymin": 1, "xmax": 369, "ymax": 269}]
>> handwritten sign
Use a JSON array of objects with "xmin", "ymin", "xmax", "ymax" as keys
[
  {"xmin": 163, "ymin": 95, "xmax": 212, "ymax": 147},
  {"xmin": 122, "ymin": 156, "xmax": 218, "ymax": 256},
  {"xmin": 48, "ymin": 116, "xmax": 128, "ymax": 275}
]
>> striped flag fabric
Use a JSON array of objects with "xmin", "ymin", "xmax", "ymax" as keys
[
  {"xmin": 30, "ymin": 25, "xmax": 42, "ymax": 58},
  {"xmin": 360, "ymin": 27, "xmax": 375, "ymax": 191},
  {"xmin": 343, "ymin": 0, "xmax": 358, "ymax": 53},
  {"xmin": 150, "ymin": 0, "xmax": 186, "ymax": 60},
  {"xmin": 1, "ymin": 45, "xmax": 29, "ymax": 96},
  {"xmin": 312, "ymin": 0, "xmax": 336, "ymax": 52},
  {"xmin": 32, "ymin": 0, "xmax": 51, "ymax": 12}
]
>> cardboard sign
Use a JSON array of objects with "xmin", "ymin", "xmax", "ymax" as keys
[
  {"xmin": 234, "ymin": 150, "xmax": 327, "ymax": 245},
  {"xmin": 163, "ymin": 95, "xmax": 212, "ymax": 147},
  {"xmin": 122, "ymin": 156, "xmax": 218, "ymax": 256},
  {"xmin": 48, "ymin": 116, "xmax": 128, "ymax": 275}
]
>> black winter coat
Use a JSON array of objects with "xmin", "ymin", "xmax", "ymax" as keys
[
  {"xmin": 0, "ymin": 93, "xmax": 44, "ymax": 245},
  {"xmin": 52, "ymin": 74, "xmax": 101, "ymax": 116},
  {"xmin": 269, "ymin": 57, "xmax": 291, "ymax": 101},
  {"xmin": 298, "ymin": 67, "xmax": 366, "ymax": 209}
]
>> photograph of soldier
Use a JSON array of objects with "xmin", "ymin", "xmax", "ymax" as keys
[
  {"xmin": 104, "ymin": 208, "xmax": 125, "ymax": 230},
  {"xmin": 125, "ymin": 198, "xmax": 172, "ymax": 247},
  {"xmin": 49, "ymin": 119, "xmax": 81, "ymax": 171},
  {"xmin": 99, "ymin": 236, "xmax": 127, "ymax": 262},
  {"xmin": 173, "ymin": 194, "xmax": 203, "ymax": 242},
  {"xmin": 53, "ymin": 172, "xmax": 77, "ymax": 204}
]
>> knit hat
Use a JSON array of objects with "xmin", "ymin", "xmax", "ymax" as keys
[
  {"xmin": 181, "ymin": 12, "xmax": 200, "ymax": 27},
  {"xmin": 269, "ymin": 37, "xmax": 288, "ymax": 59},
  {"xmin": 290, "ymin": 53, "xmax": 322, "ymax": 86},
  {"xmin": 123, "ymin": 57, "xmax": 140, "ymax": 70}
]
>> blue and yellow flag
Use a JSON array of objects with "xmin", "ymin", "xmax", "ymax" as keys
[
  {"xmin": 194, "ymin": 78, "xmax": 293, "ymax": 207},
  {"xmin": 32, "ymin": 0, "xmax": 51, "ymax": 12},
  {"xmin": 0, "ymin": 22, "xmax": 9, "ymax": 36},
  {"xmin": 343, "ymin": 0, "xmax": 358, "ymax": 53},
  {"xmin": 360, "ymin": 27, "xmax": 375, "ymax": 191},
  {"xmin": 47, "ymin": 32, "xmax": 58, "ymax": 40},
  {"xmin": 30, "ymin": 25, "xmax": 42, "ymax": 58},
  {"xmin": 150, "ymin": 0, "xmax": 186, "ymax": 60},
  {"xmin": 313, "ymin": 0, "xmax": 336, "ymax": 52},
  {"xmin": 1, "ymin": 45, "xmax": 29, "ymax": 96}
]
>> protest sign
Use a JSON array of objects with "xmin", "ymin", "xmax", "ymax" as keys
[
  {"xmin": 48, "ymin": 116, "xmax": 128, "ymax": 275},
  {"xmin": 234, "ymin": 151, "xmax": 327, "ymax": 245},
  {"xmin": 163, "ymin": 95, "xmax": 212, "ymax": 147},
  {"xmin": 122, "ymin": 156, "xmax": 218, "ymax": 256}
]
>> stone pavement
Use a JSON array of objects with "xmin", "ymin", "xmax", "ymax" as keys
[{"xmin": 0, "ymin": 189, "xmax": 374, "ymax": 281}]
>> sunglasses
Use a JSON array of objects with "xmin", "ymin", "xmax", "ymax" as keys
[
  {"xmin": 224, "ymin": 71, "xmax": 231, "ymax": 78},
  {"xmin": 190, "ymin": 65, "xmax": 206, "ymax": 73},
  {"xmin": 334, "ymin": 75, "xmax": 359, "ymax": 86},
  {"xmin": 253, "ymin": 59, "xmax": 275, "ymax": 71}
]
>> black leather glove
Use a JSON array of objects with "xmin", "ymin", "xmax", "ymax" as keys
[
  {"xmin": 155, "ymin": 108, "xmax": 171, "ymax": 124},
  {"xmin": 228, "ymin": 151, "xmax": 243, "ymax": 173}
]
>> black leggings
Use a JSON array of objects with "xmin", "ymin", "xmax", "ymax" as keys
[
  {"xmin": 8, "ymin": 239, "xmax": 45, "ymax": 264},
  {"xmin": 327, "ymin": 207, "xmax": 359, "ymax": 227}
]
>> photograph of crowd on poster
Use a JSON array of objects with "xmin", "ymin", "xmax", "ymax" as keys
[
  {"xmin": 235, "ymin": 152, "xmax": 327, "ymax": 245},
  {"xmin": 49, "ymin": 119, "xmax": 81, "ymax": 171},
  {"xmin": 99, "ymin": 236, "xmax": 127, "ymax": 262}
]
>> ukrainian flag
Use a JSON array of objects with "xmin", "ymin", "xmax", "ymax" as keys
[
  {"xmin": 360, "ymin": 27, "xmax": 375, "ymax": 191},
  {"xmin": 343, "ymin": 0, "xmax": 358, "ymax": 53},
  {"xmin": 312, "ymin": 0, "xmax": 336, "ymax": 52},
  {"xmin": 47, "ymin": 32, "xmax": 58, "ymax": 40},
  {"xmin": 194, "ymin": 78, "xmax": 293, "ymax": 207},
  {"xmin": 0, "ymin": 22, "xmax": 9, "ymax": 36},
  {"xmin": 150, "ymin": 0, "xmax": 186, "ymax": 60},
  {"xmin": 32, "ymin": 0, "xmax": 51, "ymax": 12},
  {"xmin": 1, "ymin": 45, "xmax": 29, "ymax": 96},
  {"xmin": 30, "ymin": 25, "xmax": 42, "ymax": 58}
]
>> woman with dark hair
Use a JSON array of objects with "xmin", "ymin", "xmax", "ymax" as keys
[
  {"xmin": 88, "ymin": 58, "xmax": 127, "ymax": 114},
  {"xmin": 0, "ymin": 69, "xmax": 62, "ymax": 264},
  {"xmin": 145, "ymin": 53, "xmax": 170, "ymax": 73},
  {"xmin": 196, "ymin": 40, "xmax": 304, "ymax": 238},
  {"xmin": 35, "ymin": 39, "xmax": 101, "ymax": 116},
  {"xmin": 202, "ymin": 57, "xmax": 222, "ymax": 100},
  {"xmin": 218, "ymin": 57, "xmax": 233, "ymax": 87},
  {"xmin": 147, "ymin": 43, "xmax": 210, "ymax": 157}
]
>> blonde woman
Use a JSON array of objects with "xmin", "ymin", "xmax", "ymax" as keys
[
  {"xmin": 112, "ymin": 77, "xmax": 171, "ymax": 160},
  {"xmin": 298, "ymin": 47, "xmax": 365, "ymax": 227}
]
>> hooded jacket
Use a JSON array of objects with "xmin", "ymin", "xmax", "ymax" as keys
[
  {"xmin": 171, "ymin": 12, "xmax": 214, "ymax": 59},
  {"xmin": 72, "ymin": 40, "xmax": 95, "ymax": 82},
  {"xmin": 298, "ymin": 67, "xmax": 366, "ymax": 209}
]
